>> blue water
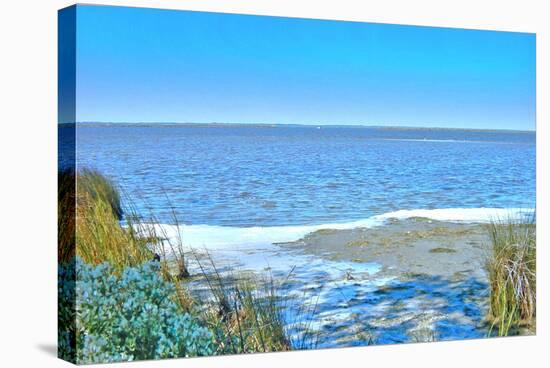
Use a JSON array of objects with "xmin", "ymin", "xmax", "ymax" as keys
[{"xmin": 74, "ymin": 124, "xmax": 535, "ymax": 227}]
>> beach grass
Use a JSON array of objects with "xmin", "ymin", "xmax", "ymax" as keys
[
  {"xmin": 196, "ymin": 257, "xmax": 292, "ymax": 354},
  {"xmin": 78, "ymin": 168, "xmax": 123, "ymax": 220},
  {"xmin": 71, "ymin": 169, "xmax": 155, "ymax": 271},
  {"xmin": 58, "ymin": 169, "xmax": 76, "ymax": 262},
  {"xmin": 59, "ymin": 169, "xmax": 148, "ymax": 268},
  {"xmin": 485, "ymin": 214, "xmax": 536, "ymax": 336}
]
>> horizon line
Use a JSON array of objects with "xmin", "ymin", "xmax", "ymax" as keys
[{"xmin": 62, "ymin": 121, "xmax": 536, "ymax": 133}]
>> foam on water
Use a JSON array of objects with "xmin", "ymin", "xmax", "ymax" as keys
[
  {"xmin": 375, "ymin": 207, "xmax": 533, "ymax": 223},
  {"xmin": 143, "ymin": 207, "xmax": 533, "ymax": 251},
  {"xmin": 380, "ymin": 138, "xmax": 524, "ymax": 145}
]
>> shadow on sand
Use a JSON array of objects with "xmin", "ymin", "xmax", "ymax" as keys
[{"xmin": 283, "ymin": 274, "xmax": 490, "ymax": 348}]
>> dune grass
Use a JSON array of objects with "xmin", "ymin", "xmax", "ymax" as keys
[
  {"xmin": 77, "ymin": 168, "xmax": 123, "ymax": 220},
  {"xmin": 485, "ymin": 214, "xmax": 536, "ymax": 336},
  {"xmin": 58, "ymin": 169, "xmax": 311, "ymax": 358},
  {"xmin": 58, "ymin": 169, "xmax": 155, "ymax": 271},
  {"xmin": 58, "ymin": 169, "xmax": 76, "ymax": 262}
]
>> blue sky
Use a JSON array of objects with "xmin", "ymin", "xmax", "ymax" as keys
[{"xmin": 71, "ymin": 5, "xmax": 535, "ymax": 130}]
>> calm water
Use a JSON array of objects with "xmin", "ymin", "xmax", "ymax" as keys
[{"xmin": 73, "ymin": 124, "xmax": 535, "ymax": 227}]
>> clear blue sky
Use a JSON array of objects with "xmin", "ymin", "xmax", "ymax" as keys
[{"xmin": 72, "ymin": 5, "xmax": 535, "ymax": 130}]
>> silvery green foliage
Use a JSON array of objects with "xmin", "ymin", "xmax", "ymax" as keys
[
  {"xmin": 58, "ymin": 259, "xmax": 77, "ymax": 362},
  {"xmin": 58, "ymin": 258, "xmax": 215, "ymax": 364}
]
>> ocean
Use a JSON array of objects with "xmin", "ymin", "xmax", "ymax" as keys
[{"xmin": 74, "ymin": 124, "xmax": 535, "ymax": 228}]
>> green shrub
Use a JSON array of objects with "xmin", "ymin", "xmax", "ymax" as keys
[
  {"xmin": 58, "ymin": 258, "xmax": 77, "ymax": 362},
  {"xmin": 59, "ymin": 258, "xmax": 215, "ymax": 364}
]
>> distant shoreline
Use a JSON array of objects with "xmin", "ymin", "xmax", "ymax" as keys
[{"xmin": 58, "ymin": 121, "xmax": 535, "ymax": 134}]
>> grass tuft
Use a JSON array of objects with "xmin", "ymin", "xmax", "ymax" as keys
[
  {"xmin": 193, "ymin": 253, "xmax": 295, "ymax": 353},
  {"xmin": 71, "ymin": 169, "xmax": 154, "ymax": 271},
  {"xmin": 485, "ymin": 214, "xmax": 536, "ymax": 336},
  {"xmin": 58, "ymin": 169, "xmax": 76, "ymax": 262},
  {"xmin": 78, "ymin": 168, "xmax": 123, "ymax": 220}
]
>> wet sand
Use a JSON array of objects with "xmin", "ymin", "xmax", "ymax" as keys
[
  {"xmin": 270, "ymin": 217, "xmax": 496, "ymax": 344},
  {"xmin": 278, "ymin": 217, "xmax": 491, "ymax": 282}
]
